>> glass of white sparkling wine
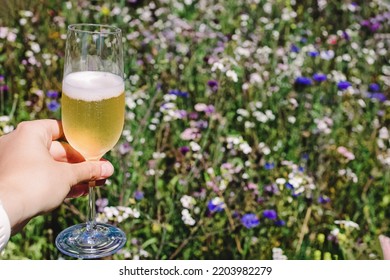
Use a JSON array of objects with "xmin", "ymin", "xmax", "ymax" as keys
[{"xmin": 55, "ymin": 24, "xmax": 126, "ymax": 259}]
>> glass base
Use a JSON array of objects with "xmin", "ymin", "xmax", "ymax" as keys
[{"xmin": 55, "ymin": 223, "xmax": 126, "ymax": 259}]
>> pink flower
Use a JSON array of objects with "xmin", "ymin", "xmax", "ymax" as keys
[
  {"xmin": 337, "ymin": 146, "xmax": 355, "ymax": 161},
  {"xmin": 180, "ymin": 128, "xmax": 200, "ymax": 140}
]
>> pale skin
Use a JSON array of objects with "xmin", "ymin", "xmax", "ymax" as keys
[{"xmin": 0, "ymin": 119, "xmax": 114, "ymax": 234}]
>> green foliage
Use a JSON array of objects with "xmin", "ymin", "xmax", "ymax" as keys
[{"xmin": 0, "ymin": 0, "xmax": 389, "ymax": 260}]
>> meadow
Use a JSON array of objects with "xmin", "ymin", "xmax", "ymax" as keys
[{"xmin": 0, "ymin": 0, "xmax": 389, "ymax": 260}]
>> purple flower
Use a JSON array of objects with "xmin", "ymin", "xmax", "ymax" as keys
[
  {"xmin": 264, "ymin": 184, "xmax": 279, "ymax": 195},
  {"xmin": 295, "ymin": 76, "xmax": 312, "ymax": 86},
  {"xmin": 96, "ymin": 198, "xmax": 108, "ymax": 212},
  {"xmin": 370, "ymin": 22, "xmax": 381, "ymax": 32},
  {"xmin": 194, "ymin": 120, "xmax": 208, "ymax": 129},
  {"xmin": 0, "ymin": 85, "xmax": 8, "ymax": 91},
  {"xmin": 46, "ymin": 90, "xmax": 59, "ymax": 99},
  {"xmin": 179, "ymin": 146, "xmax": 190, "ymax": 155},
  {"xmin": 318, "ymin": 195, "xmax": 331, "ymax": 204},
  {"xmin": 207, "ymin": 80, "xmax": 218, "ymax": 91},
  {"xmin": 241, "ymin": 213, "xmax": 260, "ymax": 229},
  {"xmin": 360, "ymin": 20, "xmax": 371, "ymax": 27},
  {"xmin": 47, "ymin": 100, "xmax": 60, "ymax": 112},
  {"xmin": 134, "ymin": 190, "xmax": 144, "ymax": 201},
  {"xmin": 368, "ymin": 83, "xmax": 380, "ymax": 92},
  {"xmin": 285, "ymin": 182, "xmax": 294, "ymax": 190},
  {"xmin": 368, "ymin": 92, "xmax": 386, "ymax": 102},
  {"xmin": 313, "ymin": 73, "xmax": 327, "ymax": 83},
  {"xmin": 263, "ymin": 209, "xmax": 277, "ymax": 220},
  {"xmin": 337, "ymin": 81, "xmax": 351, "ymax": 90},
  {"xmin": 119, "ymin": 142, "xmax": 133, "ymax": 155},
  {"xmin": 207, "ymin": 198, "xmax": 225, "ymax": 213}
]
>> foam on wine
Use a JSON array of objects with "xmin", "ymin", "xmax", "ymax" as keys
[{"xmin": 62, "ymin": 71, "xmax": 124, "ymax": 101}]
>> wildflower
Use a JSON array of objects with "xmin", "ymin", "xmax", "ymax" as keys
[
  {"xmin": 318, "ymin": 195, "xmax": 331, "ymax": 204},
  {"xmin": 207, "ymin": 80, "xmax": 218, "ymax": 91},
  {"xmin": 47, "ymin": 100, "xmax": 60, "ymax": 112},
  {"xmin": 96, "ymin": 198, "xmax": 108, "ymax": 212},
  {"xmin": 342, "ymin": 30, "xmax": 350, "ymax": 41},
  {"xmin": 168, "ymin": 89, "xmax": 189, "ymax": 98},
  {"xmin": 368, "ymin": 92, "xmax": 386, "ymax": 102},
  {"xmin": 181, "ymin": 209, "xmax": 196, "ymax": 226},
  {"xmin": 241, "ymin": 213, "xmax": 260, "ymax": 229},
  {"xmin": 368, "ymin": 83, "xmax": 380, "ymax": 92},
  {"xmin": 46, "ymin": 90, "xmax": 59, "ymax": 99},
  {"xmin": 337, "ymin": 81, "xmax": 351, "ymax": 90},
  {"xmin": 179, "ymin": 146, "xmax": 190, "ymax": 155},
  {"xmin": 264, "ymin": 162, "xmax": 275, "ymax": 170},
  {"xmin": 312, "ymin": 73, "xmax": 327, "ymax": 83},
  {"xmin": 119, "ymin": 142, "xmax": 132, "ymax": 155},
  {"xmin": 180, "ymin": 195, "xmax": 196, "ymax": 209},
  {"xmin": 275, "ymin": 220, "xmax": 286, "ymax": 227},
  {"xmin": 320, "ymin": 50, "xmax": 335, "ymax": 60},
  {"xmin": 134, "ymin": 190, "xmax": 144, "ymax": 201},
  {"xmin": 207, "ymin": 197, "xmax": 225, "ymax": 213},
  {"xmin": 290, "ymin": 44, "xmax": 300, "ymax": 53},
  {"xmin": 295, "ymin": 76, "xmax": 312, "ymax": 86},
  {"xmin": 264, "ymin": 183, "xmax": 279, "ymax": 195},
  {"xmin": 307, "ymin": 50, "xmax": 319, "ymax": 57},
  {"xmin": 337, "ymin": 146, "xmax": 355, "ymax": 161},
  {"xmin": 180, "ymin": 127, "xmax": 200, "ymax": 140},
  {"xmin": 263, "ymin": 209, "xmax": 277, "ymax": 220},
  {"xmin": 272, "ymin": 248, "xmax": 288, "ymax": 259},
  {"xmin": 334, "ymin": 220, "xmax": 360, "ymax": 230}
]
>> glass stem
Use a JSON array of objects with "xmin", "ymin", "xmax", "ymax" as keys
[{"xmin": 86, "ymin": 180, "xmax": 96, "ymax": 232}]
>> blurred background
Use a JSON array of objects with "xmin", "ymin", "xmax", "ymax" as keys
[{"xmin": 0, "ymin": 0, "xmax": 389, "ymax": 259}]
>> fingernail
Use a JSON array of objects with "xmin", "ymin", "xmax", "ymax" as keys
[{"xmin": 101, "ymin": 162, "xmax": 114, "ymax": 177}]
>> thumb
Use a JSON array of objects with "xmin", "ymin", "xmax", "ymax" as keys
[{"xmin": 70, "ymin": 160, "xmax": 115, "ymax": 183}]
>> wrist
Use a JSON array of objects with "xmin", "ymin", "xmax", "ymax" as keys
[{"xmin": 0, "ymin": 187, "xmax": 25, "ymax": 234}]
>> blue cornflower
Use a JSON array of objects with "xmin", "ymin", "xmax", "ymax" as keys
[
  {"xmin": 342, "ymin": 31, "xmax": 350, "ymax": 41},
  {"xmin": 46, "ymin": 90, "xmax": 59, "ymax": 99},
  {"xmin": 337, "ymin": 81, "xmax": 351, "ymax": 90},
  {"xmin": 168, "ymin": 89, "xmax": 189, "ymax": 98},
  {"xmin": 295, "ymin": 76, "xmax": 312, "ymax": 86},
  {"xmin": 290, "ymin": 44, "xmax": 300, "ymax": 53},
  {"xmin": 207, "ymin": 198, "xmax": 225, "ymax": 213},
  {"xmin": 368, "ymin": 83, "xmax": 380, "ymax": 92},
  {"xmin": 312, "ymin": 73, "xmax": 327, "ymax": 83},
  {"xmin": 47, "ymin": 100, "xmax": 60, "ymax": 112},
  {"xmin": 285, "ymin": 182, "xmax": 294, "ymax": 190},
  {"xmin": 275, "ymin": 219, "xmax": 286, "ymax": 227},
  {"xmin": 307, "ymin": 51, "xmax": 319, "ymax": 57},
  {"xmin": 241, "ymin": 213, "xmax": 260, "ymax": 229},
  {"xmin": 368, "ymin": 92, "xmax": 386, "ymax": 102},
  {"xmin": 264, "ymin": 162, "xmax": 275, "ymax": 170},
  {"xmin": 263, "ymin": 209, "xmax": 277, "ymax": 220},
  {"xmin": 134, "ymin": 190, "xmax": 144, "ymax": 201}
]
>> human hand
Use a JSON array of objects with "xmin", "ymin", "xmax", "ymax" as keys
[{"xmin": 0, "ymin": 119, "xmax": 114, "ymax": 233}]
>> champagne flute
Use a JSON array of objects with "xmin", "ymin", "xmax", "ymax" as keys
[{"xmin": 55, "ymin": 24, "xmax": 126, "ymax": 259}]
